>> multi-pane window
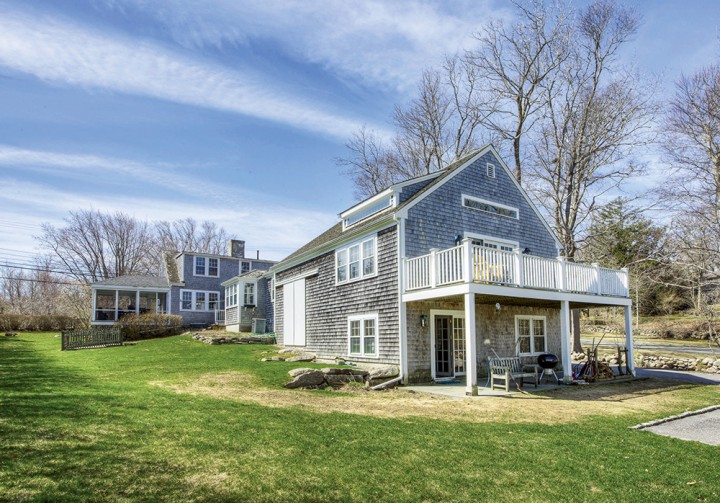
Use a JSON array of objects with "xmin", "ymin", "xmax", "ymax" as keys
[
  {"xmin": 181, "ymin": 291, "xmax": 192, "ymax": 310},
  {"xmin": 336, "ymin": 237, "xmax": 376, "ymax": 284},
  {"xmin": 180, "ymin": 290, "xmax": 219, "ymax": 311},
  {"xmin": 225, "ymin": 285, "xmax": 238, "ymax": 307},
  {"xmin": 463, "ymin": 194, "xmax": 519, "ymax": 219},
  {"xmin": 195, "ymin": 256, "xmax": 206, "ymax": 275},
  {"xmin": 516, "ymin": 316, "xmax": 547, "ymax": 356},
  {"xmin": 241, "ymin": 261, "xmax": 250, "ymax": 274},
  {"xmin": 195, "ymin": 292, "xmax": 205, "ymax": 311},
  {"xmin": 348, "ymin": 314, "xmax": 378, "ymax": 357},
  {"xmin": 244, "ymin": 283, "xmax": 255, "ymax": 306},
  {"xmin": 208, "ymin": 292, "xmax": 219, "ymax": 310},
  {"xmin": 194, "ymin": 256, "xmax": 219, "ymax": 277}
]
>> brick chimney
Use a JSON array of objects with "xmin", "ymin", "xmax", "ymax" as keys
[{"xmin": 229, "ymin": 239, "xmax": 245, "ymax": 258}]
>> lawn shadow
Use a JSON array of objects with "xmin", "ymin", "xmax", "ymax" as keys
[{"xmin": 536, "ymin": 377, "xmax": 710, "ymax": 403}]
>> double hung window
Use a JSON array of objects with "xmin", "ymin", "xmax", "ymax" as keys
[
  {"xmin": 348, "ymin": 314, "xmax": 378, "ymax": 357},
  {"xmin": 336, "ymin": 236, "xmax": 376, "ymax": 284},
  {"xmin": 180, "ymin": 290, "xmax": 219, "ymax": 311},
  {"xmin": 194, "ymin": 256, "xmax": 219, "ymax": 277},
  {"xmin": 516, "ymin": 315, "xmax": 547, "ymax": 356}
]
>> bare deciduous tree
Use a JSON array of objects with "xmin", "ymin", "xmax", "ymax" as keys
[
  {"xmin": 467, "ymin": 0, "xmax": 570, "ymax": 182},
  {"xmin": 155, "ymin": 218, "xmax": 233, "ymax": 255},
  {"xmin": 338, "ymin": 56, "xmax": 491, "ymax": 199},
  {"xmin": 39, "ymin": 210, "xmax": 157, "ymax": 283}
]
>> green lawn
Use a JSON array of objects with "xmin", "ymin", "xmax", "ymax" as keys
[{"xmin": 2, "ymin": 333, "xmax": 720, "ymax": 502}]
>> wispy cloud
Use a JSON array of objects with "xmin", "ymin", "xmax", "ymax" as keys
[
  {"xmin": 0, "ymin": 5, "xmax": 385, "ymax": 140},
  {"xmin": 0, "ymin": 176, "xmax": 334, "ymax": 259},
  {"xmin": 97, "ymin": 0, "xmax": 505, "ymax": 92}
]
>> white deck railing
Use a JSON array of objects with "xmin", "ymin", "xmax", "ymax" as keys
[{"xmin": 404, "ymin": 241, "xmax": 629, "ymax": 297}]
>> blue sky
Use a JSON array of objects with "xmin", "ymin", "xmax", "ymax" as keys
[{"xmin": 0, "ymin": 0, "xmax": 718, "ymax": 264}]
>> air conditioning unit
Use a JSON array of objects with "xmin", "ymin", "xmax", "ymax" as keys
[{"xmin": 251, "ymin": 318, "xmax": 266, "ymax": 334}]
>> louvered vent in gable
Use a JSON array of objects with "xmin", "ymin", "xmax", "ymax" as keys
[{"xmin": 486, "ymin": 163, "xmax": 496, "ymax": 178}]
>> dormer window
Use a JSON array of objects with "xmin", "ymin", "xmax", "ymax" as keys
[{"xmin": 340, "ymin": 190, "xmax": 395, "ymax": 230}]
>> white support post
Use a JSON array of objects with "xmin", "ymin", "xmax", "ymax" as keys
[
  {"xmin": 514, "ymin": 249, "xmax": 524, "ymax": 287},
  {"xmin": 624, "ymin": 305, "xmax": 635, "ymax": 376},
  {"xmin": 560, "ymin": 300, "xmax": 572, "ymax": 383},
  {"xmin": 429, "ymin": 248, "xmax": 439, "ymax": 288},
  {"xmin": 557, "ymin": 256, "xmax": 567, "ymax": 292},
  {"xmin": 464, "ymin": 292, "xmax": 478, "ymax": 395},
  {"xmin": 462, "ymin": 238, "xmax": 473, "ymax": 283},
  {"xmin": 114, "ymin": 290, "xmax": 119, "ymax": 322},
  {"xmin": 91, "ymin": 288, "xmax": 97, "ymax": 322},
  {"xmin": 592, "ymin": 263, "xmax": 601, "ymax": 295},
  {"xmin": 135, "ymin": 291, "xmax": 141, "ymax": 315}
]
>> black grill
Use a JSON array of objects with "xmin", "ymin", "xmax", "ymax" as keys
[{"xmin": 537, "ymin": 353, "xmax": 559, "ymax": 369}]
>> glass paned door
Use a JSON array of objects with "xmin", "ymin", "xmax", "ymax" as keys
[
  {"xmin": 453, "ymin": 317, "xmax": 466, "ymax": 375},
  {"xmin": 434, "ymin": 316, "xmax": 453, "ymax": 377}
]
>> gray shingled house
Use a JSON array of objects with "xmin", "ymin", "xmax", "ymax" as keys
[
  {"xmin": 91, "ymin": 239, "xmax": 276, "ymax": 328},
  {"xmin": 269, "ymin": 145, "xmax": 634, "ymax": 392}
]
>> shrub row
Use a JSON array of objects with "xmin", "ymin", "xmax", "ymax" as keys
[
  {"xmin": 118, "ymin": 313, "xmax": 184, "ymax": 341},
  {"xmin": 0, "ymin": 314, "xmax": 85, "ymax": 332}
]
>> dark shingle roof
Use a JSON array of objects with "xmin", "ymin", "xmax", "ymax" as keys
[
  {"xmin": 274, "ymin": 148, "xmax": 487, "ymax": 270},
  {"xmin": 92, "ymin": 275, "xmax": 170, "ymax": 289}
]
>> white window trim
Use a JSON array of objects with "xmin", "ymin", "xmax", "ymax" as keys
[
  {"xmin": 240, "ymin": 261, "xmax": 252, "ymax": 274},
  {"xmin": 463, "ymin": 232, "xmax": 519, "ymax": 251},
  {"xmin": 462, "ymin": 193, "xmax": 519, "ymax": 219},
  {"xmin": 515, "ymin": 315, "xmax": 547, "ymax": 356},
  {"xmin": 180, "ymin": 289, "xmax": 221, "ymax": 312},
  {"xmin": 347, "ymin": 313, "xmax": 379, "ymax": 357},
  {"xmin": 243, "ymin": 282, "xmax": 257, "ymax": 307},
  {"xmin": 225, "ymin": 284, "xmax": 238, "ymax": 308},
  {"xmin": 193, "ymin": 256, "xmax": 219, "ymax": 277},
  {"xmin": 335, "ymin": 235, "xmax": 378, "ymax": 285}
]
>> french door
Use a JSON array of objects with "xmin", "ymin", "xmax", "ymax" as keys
[{"xmin": 433, "ymin": 312, "xmax": 466, "ymax": 379}]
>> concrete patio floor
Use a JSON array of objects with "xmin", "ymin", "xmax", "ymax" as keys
[{"xmin": 404, "ymin": 379, "xmax": 563, "ymax": 398}]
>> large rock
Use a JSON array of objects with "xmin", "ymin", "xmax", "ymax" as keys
[
  {"xmin": 367, "ymin": 365, "xmax": 399, "ymax": 380},
  {"xmin": 288, "ymin": 367, "xmax": 315, "ymax": 378},
  {"xmin": 285, "ymin": 370, "xmax": 325, "ymax": 389},
  {"xmin": 286, "ymin": 353, "xmax": 316, "ymax": 363}
]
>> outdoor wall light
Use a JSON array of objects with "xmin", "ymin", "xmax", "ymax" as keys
[
  {"xmin": 522, "ymin": 247, "xmax": 531, "ymax": 255},
  {"xmin": 420, "ymin": 314, "xmax": 428, "ymax": 327},
  {"xmin": 495, "ymin": 303, "xmax": 501, "ymax": 311},
  {"xmin": 454, "ymin": 234, "xmax": 463, "ymax": 246}
]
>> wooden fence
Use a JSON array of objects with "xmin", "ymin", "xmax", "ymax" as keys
[{"xmin": 61, "ymin": 326, "xmax": 123, "ymax": 350}]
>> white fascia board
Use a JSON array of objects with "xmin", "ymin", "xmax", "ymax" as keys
[
  {"xmin": 270, "ymin": 217, "xmax": 397, "ymax": 275},
  {"xmin": 402, "ymin": 282, "xmax": 631, "ymax": 306},
  {"xmin": 394, "ymin": 148, "xmax": 489, "ymax": 219},
  {"xmin": 338, "ymin": 188, "xmax": 395, "ymax": 219},
  {"xmin": 486, "ymin": 145, "xmax": 563, "ymax": 252},
  {"xmin": 91, "ymin": 284, "xmax": 170, "ymax": 292}
]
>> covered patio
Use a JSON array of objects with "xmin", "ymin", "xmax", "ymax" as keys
[
  {"xmin": 401, "ymin": 239, "xmax": 633, "ymax": 393},
  {"xmin": 91, "ymin": 276, "xmax": 170, "ymax": 325}
]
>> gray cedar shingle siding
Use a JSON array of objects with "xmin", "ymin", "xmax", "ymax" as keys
[
  {"xmin": 405, "ymin": 300, "xmax": 562, "ymax": 383},
  {"xmin": 404, "ymin": 150, "xmax": 558, "ymax": 259},
  {"xmin": 276, "ymin": 226, "xmax": 400, "ymax": 364}
]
